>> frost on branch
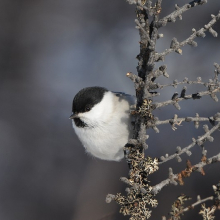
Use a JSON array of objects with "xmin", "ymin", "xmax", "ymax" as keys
[{"xmin": 107, "ymin": 0, "xmax": 220, "ymax": 219}]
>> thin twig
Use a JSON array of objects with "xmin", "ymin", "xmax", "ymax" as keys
[
  {"xmin": 182, "ymin": 196, "xmax": 213, "ymax": 213},
  {"xmin": 152, "ymin": 153, "xmax": 220, "ymax": 195},
  {"xmin": 159, "ymin": 122, "xmax": 220, "ymax": 164},
  {"xmin": 154, "ymin": 88, "xmax": 220, "ymax": 110},
  {"xmin": 155, "ymin": 11, "xmax": 220, "ymax": 62},
  {"xmin": 157, "ymin": 0, "xmax": 208, "ymax": 27}
]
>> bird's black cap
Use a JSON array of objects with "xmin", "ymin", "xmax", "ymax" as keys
[{"xmin": 72, "ymin": 87, "xmax": 108, "ymax": 114}]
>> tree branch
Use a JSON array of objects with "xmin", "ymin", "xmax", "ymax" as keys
[
  {"xmin": 155, "ymin": 11, "xmax": 220, "ymax": 62},
  {"xmin": 157, "ymin": 0, "xmax": 208, "ymax": 27},
  {"xmin": 152, "ymin": 153, "xmax": 220, "ymax": 195},
  {"xmin": 159, "ymin": 122, "xmax": 220, "ymax": 164}
]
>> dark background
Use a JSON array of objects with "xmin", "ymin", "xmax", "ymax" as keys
[{"xmin": 0, "ymin": 0, "xmax": 220, "ymax": 220}]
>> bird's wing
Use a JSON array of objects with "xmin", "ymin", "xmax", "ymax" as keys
[
  {"xmin": 112, "ymin": 91, "xmax": 136, "ymax": 106},
  {"xmin": 113, "ymin": 91, "xmax": 134, "ymax": 98}
]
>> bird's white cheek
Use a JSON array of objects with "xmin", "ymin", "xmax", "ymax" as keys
[
  {"xmin": 81, "ymin": 92, "xmax": 115, "ymax": 124},
  {"xmin": 82, "ymin": 110, "xmax": 101, "ymax": 121},
  {"xmin": 78, "ymin": 111, "xmax": 104, "ymax": 127}
]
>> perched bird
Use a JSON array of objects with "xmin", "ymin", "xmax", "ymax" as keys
[{"xmin": 70, "ymin": 86, "xmax": 135, "ymax": 161}]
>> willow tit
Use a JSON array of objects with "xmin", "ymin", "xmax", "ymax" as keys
[{"xmin": 70, "ymin": 87, "xmax": 135, "ymax": 161}]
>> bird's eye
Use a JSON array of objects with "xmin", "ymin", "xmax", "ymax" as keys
[{"xmin": 85, "ymin": 106, "xmax": 91, "ymax": 112}]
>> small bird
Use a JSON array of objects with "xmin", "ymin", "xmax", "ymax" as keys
[{"xmin": 70, "ymin": 86, "xmax": 135, "ymax": 161}]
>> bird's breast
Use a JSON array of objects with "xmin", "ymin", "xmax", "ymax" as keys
[{"xmin": 73, "ymin": 118, "xmax": 131, "ymax": 161}]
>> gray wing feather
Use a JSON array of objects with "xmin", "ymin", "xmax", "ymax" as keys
[{"xmin": 113, "ymin": 91, "xmax": 136, "ymax": 106}]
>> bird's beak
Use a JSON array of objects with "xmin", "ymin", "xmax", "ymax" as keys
[{"xmin": 69, "ymin": 113, "xmax": 78, "ymax": 119}]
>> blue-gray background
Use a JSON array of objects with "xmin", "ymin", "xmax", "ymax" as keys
[{"xmin": 0, "ymin": 0, "xmax": 220, "ymax": 220}]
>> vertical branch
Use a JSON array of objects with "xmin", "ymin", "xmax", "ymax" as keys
[{"xmin": 134, "ymin": 0, "xmax": 162, "ymax": 139}]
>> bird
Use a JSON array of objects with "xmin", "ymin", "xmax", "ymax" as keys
[{"xmin": 70, "ymin": 86, "xmax": 135, "ymax": 161}]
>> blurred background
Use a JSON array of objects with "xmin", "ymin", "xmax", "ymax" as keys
[{"xmin": 0, "ymin": 0, "xmax": 220, "ymax": 219}]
